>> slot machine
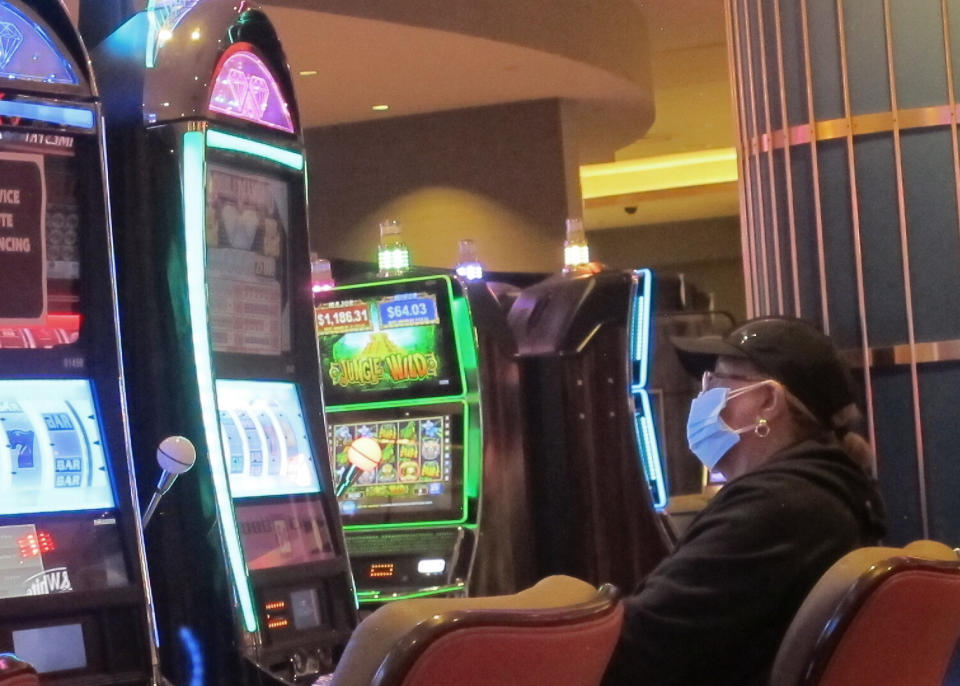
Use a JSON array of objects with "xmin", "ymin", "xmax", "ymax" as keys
[
  {"xmin": 81, "ymin": 1, "xmax": 356, "ymax": 683},
  {"xmin": 315, "ymin": 275, "xmax": 492, "ymax": 605},
  {"xmin": 507, "ymin": 268, "xmax": 672, "ymax": 591},
  {"xmin": 0, "ymin": 1, "xmax": 159, "ymax": 683}
]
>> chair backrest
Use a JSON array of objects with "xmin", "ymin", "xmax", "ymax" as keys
[
  {"xmin": 770, "ymin": 540, "xmax": 960, "ymax": 686},
  {"xmin": 330, "ymin": 575, "xmax": 623, "ymax": 686},
  {"xmin": 0, "ymin": 654, "xmax": 38, "ymax": 686}
]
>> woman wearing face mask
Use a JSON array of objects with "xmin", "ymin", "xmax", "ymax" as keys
[{"xmin": 602, "ymin": 316, "xmax": 885, "ymax": 686}]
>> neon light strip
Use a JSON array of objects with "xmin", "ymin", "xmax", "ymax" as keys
[
  {"xmin": 450, "ymin": 295, "xmax": 481, "ymax": 500},
  {"xmin": 635, "ymin": 390, "xmax": 668, "ymax": 510},
  {"xmin": 177, "ymin": 626, "xmax": 205, "ymax": 686},
  {"xmin": 206, "ymin": 129, "xmax": 302, "ymax": 170},
  {"xmin": 634, "ymin": 268, "xmax": 653, "ymax": 388},
  {"xmin": 145, "ymin": 6, "xmax": 159, "ymax": 69},
  {"xmin": 355, "ymin": 584, "xmax": 466, "ymax": 603},
  {"xmin": 183, "ymin": 130, "xmax": 258, "ymax": 633},
  {"xmin": 0, "ymin": 100, "xmax": 94, "ymax": 130},
  {"xmin": 326, "ymin": 394, "xmax": 470, "ymax": 413}
]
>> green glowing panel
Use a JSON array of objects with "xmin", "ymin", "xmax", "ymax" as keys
[
  {"xmin": 206, "ymin": 129, "xmax": 303, "ymax": 170},
  {"xmin": 356, "ymin": 584, "xmax": 465, "ymax": 603},
  {"xmin": 183, "ymin": 131, "xmax": 258, "ymax": 633}
]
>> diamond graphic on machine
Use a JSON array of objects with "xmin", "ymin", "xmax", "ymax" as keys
[
  {"xmin": 223, "ymin": 69, "xmax": 271, "ymax": 120},
  {"xmin": 0, "ymin": 22, "xmax": 23, "ymax": 70}
]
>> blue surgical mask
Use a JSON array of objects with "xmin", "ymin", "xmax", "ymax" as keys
[{"xmin": 686, "ymin": 383, "xmax": 766, "ymax": 470}]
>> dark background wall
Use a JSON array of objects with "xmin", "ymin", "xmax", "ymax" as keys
[
  {"xmin": 588, "ymin": 216, "xmax": 746, "ymax": 322},
  {"xmin": 305, "ymin": 99, "xmax": 580, "ymax": 273}
]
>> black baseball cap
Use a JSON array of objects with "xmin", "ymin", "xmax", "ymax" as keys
[{"xmin": 671, "ymin": 317, "xmax": 859, "ymax": 427}]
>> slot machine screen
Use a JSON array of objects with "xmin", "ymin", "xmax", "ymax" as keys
[
  {"xmin": 0, "ymin": 378, "xmax": 114, "ymax": 514},
  {"xmin": 215, "ymin": 380, "xmax": 337, "ymax": 572},
  {"xmin": 206, "ymin": 162, "xmax": 291, "ymax": 356},
  {"xmin": 327, "ymin": 405, "xmax": 464, "ymax": 525},
  {"xmin": 315, "ymin": 280, "xmax": 462, "ymax": 405},
  {"xmin": 0, "ymin": 379, "xmax": 128, "ymax": 600},
  {"xmin": 214, "ymin": 380, "xmax": 320, "ymax": 498},
  {"xmin": 233, "ymin": 496, "xmax": 336, "ymax": 572},
  {"xmin": 0, "ymin": 135, "xmax": 85, "ymax": 348}
]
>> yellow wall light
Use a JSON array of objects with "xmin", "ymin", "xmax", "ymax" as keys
[{"xmin": 580, "ymin": 148, "xmax": 739, "ymax": 199}]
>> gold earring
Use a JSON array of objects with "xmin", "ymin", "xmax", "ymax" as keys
[{"xmin": 755, "ymin": 418, "xmax": 770, "ymax": 438}]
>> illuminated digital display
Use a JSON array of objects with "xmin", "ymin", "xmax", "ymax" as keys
[
  {"xmin": 206, "ymin": 163, "xmax": 291, "ymax": 356},
  {"xmin": 368, "ymin": 562, "xmax": 394, "ymax": 579},
  {"xmin": 234, "ymin": 497, "xmax": 335, "ymax": 571},
  {"xmin": 327, "ymin": 406, "xmax": 464, "ymax": 525},
  {"xmin": 208, "ymin": 43, "xmax": 295, "ymax": 133},
  {"xmin": 290, "ymin": 588, "xmax": 322, "ymax": 629},
  {"xmin": 0, "ymin": 135, "xmax": 86, "ymax": 348},
  {"xmin": 13, "ymin": 623, "xmax": 86, "ymax": 673},
  {"xmin": 0, "ymin": 379, "xmax": 115, "ymax": 514},
  {"xmin": 0, "ymin": 2, "xmax": 78, "ymax": 85},
  {"xmin": 315, "ymin": 282, "xmax": 461, "ymax": 405},
  {"xmin": 215, "ymin": 380, "xmax": 320, "ymax": 498},
  {"xmin": 0, "ymin": 515, "xmax": 128, "ymax": 601}
]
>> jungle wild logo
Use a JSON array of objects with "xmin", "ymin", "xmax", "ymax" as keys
[{"xmin": 328, "ymin": 333, "xmax": 438, "ymax": 388}]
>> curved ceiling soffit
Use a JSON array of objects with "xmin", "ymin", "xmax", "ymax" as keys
[
  {"xmin": 268, "ymin": 0, "xmax": 653, "ymax": 160},
  {"xmin": 270, "ymin": 0, "xmax": 651, "ymax": 92}
]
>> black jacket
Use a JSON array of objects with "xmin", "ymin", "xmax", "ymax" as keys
[{"xmin": 602, "ymin": 438, "xmax": 886, "ymax": 686}]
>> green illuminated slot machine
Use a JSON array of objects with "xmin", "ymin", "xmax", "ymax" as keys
[{"xmin": 314, "ymin": 275, "xmax": 487, "ymax": 606}]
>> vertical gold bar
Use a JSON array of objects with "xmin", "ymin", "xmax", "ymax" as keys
[
  {"xmin": 737, "ymin": 0, "xmax": 763, "ymax": 316},
  {"xmin": 836, "ymin": 0, "xmax": 878, "ymax": 459},
  {"xmin": 882, "ymin": 0, "xmax": 929, "ymax": 538},
  {"xmin": 742, "ymin": 0, "xmax": 773, "ymax": 314},
  {"xmin": 941, "ymin": 0, "xmax": 960, "ymax": 244},
  {"xmin": 774, "ymin": 0, "xmax": 802, "ymax": 317},
  {"xmin": 800, "ymin": 0, "xmax": 831, "ymax": 332},
  {"xmin": 757, "ymin": 0, "xmax": 786, "ymax": 314},
  {"xmin": 723, "ymin": 0, "xmax": 757, "ymax": 318}
]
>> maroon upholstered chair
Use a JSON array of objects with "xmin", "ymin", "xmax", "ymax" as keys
[
  {"xmin": 327, "ymin": 575, "xmax": 623, "ymax": 686},
  {"xmin": 769, "ymin": 540, "xmax": 960, "ymax": 686},
  {"xmin": 0, "ymin": 654, "xmax": 38, "ymax": 686}
]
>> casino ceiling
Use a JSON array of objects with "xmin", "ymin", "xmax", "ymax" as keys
[{"xmin": 64, "ymin": 0, "xmax": 737, "ymax": 231}]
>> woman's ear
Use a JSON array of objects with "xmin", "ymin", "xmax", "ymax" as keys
[{"xmin": 758, "ymin": 381, "xmax": 787, "ymax": 420}]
